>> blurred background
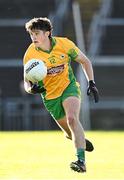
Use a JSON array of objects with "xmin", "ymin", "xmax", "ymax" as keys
[{"xmin": 0, "ymin": 0, "xmax": 124, "ymax": 131}]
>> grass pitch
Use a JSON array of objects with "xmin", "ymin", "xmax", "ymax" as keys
[{"xmin": 0, "ymin": 131, "xmax": 124, "ymax": 180}]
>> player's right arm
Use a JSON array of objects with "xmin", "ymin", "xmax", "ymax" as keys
[
  {"xmin": 24, "ymin": 76, "xmax": 46, "ymax": 94},
  {"xmin": 24, "ymin": 76, "xmax": 32, "ymax": 94},
  {"xmin": 23, "ymin": 46, "xmax": 35, "ymax": 94}
]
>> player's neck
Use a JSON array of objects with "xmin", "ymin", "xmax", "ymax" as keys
[{"xmin": 38, "ymin": 38, "xmax": 51, "ymax": 51}]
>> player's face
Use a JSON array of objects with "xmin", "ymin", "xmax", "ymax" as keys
[{"xmin": 29, "ymin": 29, "xmax": 49, "ymax": 48}]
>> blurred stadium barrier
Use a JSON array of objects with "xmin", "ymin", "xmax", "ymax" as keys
[
  {"xmin": 0, "ymin": 97, "xmax": 56, "ymax": 131},
  {"xmin": 88, "ymin": 0, "xmax": 124, "ymax": 129}
]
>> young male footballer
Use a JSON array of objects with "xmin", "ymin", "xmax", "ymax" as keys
[{"xmin": 23, "ymin": 17, "xmax": 99, "ymax": 173}]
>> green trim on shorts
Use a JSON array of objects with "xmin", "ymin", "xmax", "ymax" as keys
[{"xmin": 42, "ymin": 81, "xmax": 81, "ymax": 120}]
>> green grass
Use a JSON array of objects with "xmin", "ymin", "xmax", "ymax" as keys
[{"xmin": 0, "ymin": 131, "xmax": 124, "ymax": 180}]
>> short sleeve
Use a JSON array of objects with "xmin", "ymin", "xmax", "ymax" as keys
[{"xmin": 65, "ymin": 38, "xmax": 80, "ymax": 60}]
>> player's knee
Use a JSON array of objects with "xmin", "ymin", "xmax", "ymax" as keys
[{"xmin": 67, "ymin": 114, "xmax": 75, "ymax": 127}]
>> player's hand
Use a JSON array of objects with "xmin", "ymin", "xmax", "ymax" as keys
[
  {"xmin": 30, "ymin": 83, "xmax": 46, "ymax": 94},
  {"xmin": 87, "ymin": 80, "xmax": 99, "ymax": 103}
]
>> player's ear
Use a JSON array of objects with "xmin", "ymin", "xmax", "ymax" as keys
[{"xmin": 45, "ymin": 31, "xmax": 50, "ymax": 38}]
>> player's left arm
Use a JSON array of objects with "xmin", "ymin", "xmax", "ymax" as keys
[
  {"xmin": 75, "ymin": 50, "xmax": 99, "ymax": 103},
  {"xmin": 75, "ymin": 50, "xmax": 94, "ymax": 81}
]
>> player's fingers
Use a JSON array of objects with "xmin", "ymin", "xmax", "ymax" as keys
[
  {"xmin": 92, "ymin": 89, "xmax": 99, "ymax": 103},
  {"xmin": 87, "ymin": 87, "xmax": 91, "ymax": 96}
]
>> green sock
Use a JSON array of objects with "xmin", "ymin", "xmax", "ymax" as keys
[{"xmin": 76, "ymin": 148, "xmax": 85, "ymax": 162}]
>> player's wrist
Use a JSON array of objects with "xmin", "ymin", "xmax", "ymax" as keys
[
  {"xmin": 30, "ymin": 84, "xmax": 46, "ymax": 94},
  {"xmin": 89, "ymin": 80, "xmax": 95, "ymax": 86}
]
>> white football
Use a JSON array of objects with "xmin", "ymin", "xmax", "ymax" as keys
[{"xmin": 24, "ymin": 59, "xmax": 47, "ymax": 83}]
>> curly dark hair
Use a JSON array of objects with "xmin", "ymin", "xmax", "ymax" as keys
[{"xmin": 25, "ymin": 17, "xmax": 53, "ymax": 38}]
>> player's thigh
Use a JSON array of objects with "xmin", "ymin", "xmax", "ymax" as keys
[
  {"xmin": 55, "ymin": 116, "xmax": 71, "ymax": 137},
  {"xmin": 62, "ymin": 96, "xmax": 81, "ymax": 118}
]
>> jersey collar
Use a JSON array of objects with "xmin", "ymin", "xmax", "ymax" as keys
[{"xmin": 36, "ymin": 37, "xmax": 56, "ymax": 53}]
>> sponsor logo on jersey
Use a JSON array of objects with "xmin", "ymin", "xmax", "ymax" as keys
[{"xmin": 47, "ymin": 64, "xmax": 64, "ymax": 75}]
